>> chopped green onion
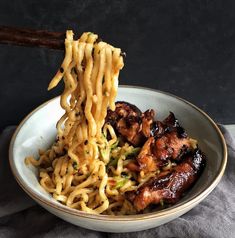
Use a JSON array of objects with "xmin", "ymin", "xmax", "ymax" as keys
[
  {"xmin": 111, "ymin": 138, "xmax": 119, "ymax": 150},
  {"xmin": 107, "ymin": 157, "xmax": 119, "ymax": 168},
  {"xmin": 102, "ymin": 132, "xmax": 106, "ymax": 139},
  {"xmin": 100, "ymin": 146, "xmax": 109, "ymax": 161},
  {"xmin": 114, "ymin": 178, "xmax": 128, "ymax": 189},
  {"xmin": 125, "ymin": 147, "xmax": 141, "ymax": 157}
]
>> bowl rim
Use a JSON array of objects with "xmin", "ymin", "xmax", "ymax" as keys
[{"xmin": 9, "ymin": 85, "xmax": 227, "ymax": 221}]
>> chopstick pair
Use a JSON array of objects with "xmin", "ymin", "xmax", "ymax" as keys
[
  {"xmin": 0, "ymin": 25, "xmax": 126, "ymax": 57},
  {"xmin": 0, "ymin": 25, "xmax": 65, "ymax": 50}
]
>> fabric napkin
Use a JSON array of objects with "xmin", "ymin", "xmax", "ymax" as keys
[{"xmin": 0, "ymin": 125, "xmax": 234, "ymax": 238}]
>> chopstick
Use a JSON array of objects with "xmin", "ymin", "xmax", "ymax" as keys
[
  {"xmin": 0, "ymin": 25, "xmax": 127, "ymax": 57},
  {"xmin": 0, "ymin": 25, "xmax": 65, "ymax": 50}
]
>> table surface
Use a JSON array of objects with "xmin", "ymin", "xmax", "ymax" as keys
[{"xmin": 0, "ymin": 0, "xmax": 235, "ymax": 131}]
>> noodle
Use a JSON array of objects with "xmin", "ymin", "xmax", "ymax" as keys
[{"xmin": 25, "ymin": 30, "xmax": 140, "ymax": 215}]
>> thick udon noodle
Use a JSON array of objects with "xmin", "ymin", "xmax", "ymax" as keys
[{"xmin": 26, "ymin": 30, "xmax": 152, "ymax": 215}]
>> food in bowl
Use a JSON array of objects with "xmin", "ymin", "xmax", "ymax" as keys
[
  {"xmin": 25, "ymin": 30, "xmax": 206, "ymax": 215},
  {"xmin": 10, "ymin": 85, "xmax": 226, "ymax": 232}
]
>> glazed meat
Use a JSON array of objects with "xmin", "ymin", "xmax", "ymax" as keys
[
  {"xmin": 153, "ymin": 131, "xmax": 191, "ymax": 160},
  {"xmin": 106, "ymin": 102, "xmax": 155, "ymax": 146},
  {"xmin": 142, "ymin": 109, "xmax": 155, "ymax": 138},
  {"xmin": 105, "ymin": 101, "xmax": 206, "ymax": 212},
  {"xmin": 148, "ymin": 112, "xmax": 187, "ymax": 139},
  {"xmin": 163, "ymin": 112, "xmax": 187, "ymax": 138},
  {"xmin": 126, "ymin": 149, "xmax": 206, "ymax": 211},
  {"xmin": 137, "ymin": 131, "xmax": 192, "ymax": 173},
  {"xmin": 136, "ymin": 111, "xmax": 195, "ymax": 173},
  {"xmin": 106, "ymin": 101, "xmax": 142, "ymax": 125},
  {"xmin": 107, "ymin": 102, "xmax": 195, "ymax": 172},
  {"xmin": 106, "ymin": 101, "xmax": 206, "ymax": 212},
  {"xmin": 137, "ymin": 137, "xmax": 157, "ymax": 172}
]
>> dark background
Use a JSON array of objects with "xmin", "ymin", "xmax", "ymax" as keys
[{"xmin": 0, "ymin": 0, "xmax": 235, "ymax": 131}]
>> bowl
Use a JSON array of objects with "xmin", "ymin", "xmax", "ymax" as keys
[{"xmin": 9, "ymin": 85, "xmax": 227, "ymax": 233}]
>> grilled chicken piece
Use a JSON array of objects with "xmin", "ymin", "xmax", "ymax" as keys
[
  {"xmin": 163, "ymin": 112, "xmax": 187, "ymax": 138},
  {"xmin": 137, "ymin": 112, "xmax": 192, "ymax": 173},
  {"xmin": 106, "ymin": 101, "xmax": 142, "ymax": 124},
  {"xmin": 150, "ymin": 112, "xmax": 187, "ymax": 138},
  {"xmin": 106, "ymin": 103, "xmax": 186, "ymax": 145},
  {"xmin": 137, "ymin": 137, "xmax": 161, "ymax": 172},
  {"xmin": 106, "ymin": 102, "xmax": 155, "ymax": 146},
  {"xmin": 150, "ymin": 121, "xmax": 165, "ymax": 138},
  {"xmin": 137, "ymin": 132, "xmax": 191, "ymax": 173},
  {"xmin": 153, "ymin": 131, "xmax": 191, "ymax": 160},
  {"xmin": 126, "ymin": 149, "xmax": 206, "ymax": 211},
  {"xmin": 142, "ymin": 109, "xmax": 155, "ymax": 137}
]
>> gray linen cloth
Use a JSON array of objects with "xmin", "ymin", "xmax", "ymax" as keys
[{"xmin": 0, "ymin": 125, "xmax": 234, "ymax": 238}]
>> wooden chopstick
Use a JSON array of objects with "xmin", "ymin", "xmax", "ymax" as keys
[
  {"xmin": 0, "ymin": 26, "xmax": 127, "ymax": 57},
  {"xmin": 0, "ymin": 26, "xmax": 65, "ymax": 50}
]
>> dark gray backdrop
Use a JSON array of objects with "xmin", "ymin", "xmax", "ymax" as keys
[{"xmin": 0, "ymin": 0, "xmax": 235, "ymax": 131}]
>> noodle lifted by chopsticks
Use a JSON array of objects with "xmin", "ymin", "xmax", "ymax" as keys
[{"xmin": 26, "ymin": 30, "xmax": 141, "ymax": 214}]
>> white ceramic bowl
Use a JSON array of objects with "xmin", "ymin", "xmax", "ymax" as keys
[{"xmin": 9, "ymin": 86, "xmax": 227, "ymax": 233}]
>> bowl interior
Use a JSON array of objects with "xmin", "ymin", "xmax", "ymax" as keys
[{"xmin": 10, "ymin": 86, "xmax": 226, "ymax": 217}]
